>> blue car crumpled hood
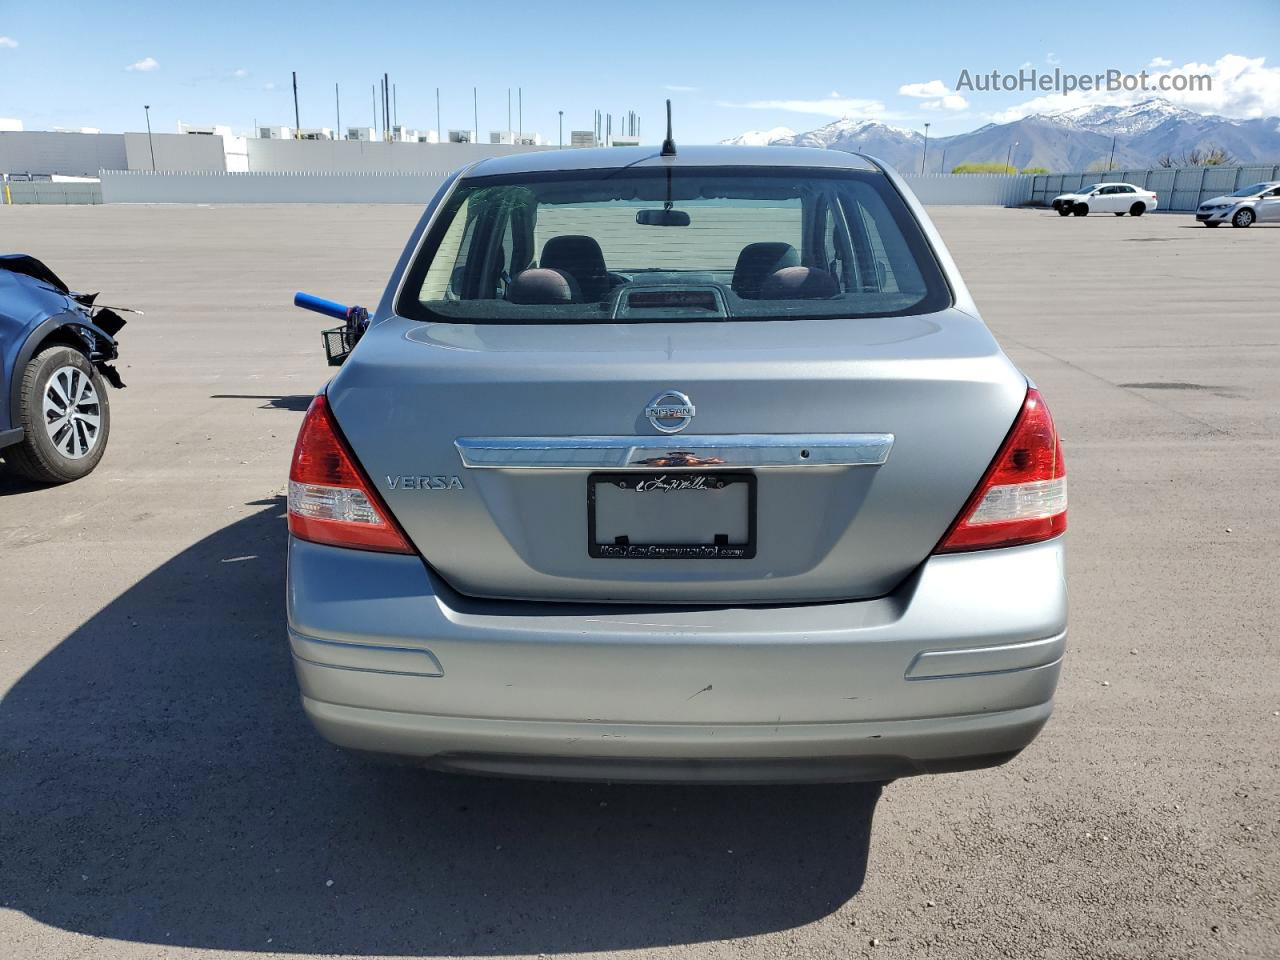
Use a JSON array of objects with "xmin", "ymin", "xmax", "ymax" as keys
[{"xmin": 0, "ymin": 255, "xmax": 128, "ymax": 437}]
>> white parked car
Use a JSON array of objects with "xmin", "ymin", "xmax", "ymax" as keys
[
  {"xmin": 1195, "ymin": 181, "xmax": 1280, "ymax": 227},
  {"xmin": 1051, "ymin": 183, "xmax": 1158, "ymax": 217}
]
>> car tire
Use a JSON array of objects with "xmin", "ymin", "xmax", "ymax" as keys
[
  {"xmin": 1204, "ymin": 221, "xmax": 1221, "ymax": 228},
  {"xmin": 1051, "ymin": 200, "xmax": 1061, "ymax": 212},
  {"xmin": 1057, "ymin": 206, "xmax": 1071, "ymax": 217},
  {"xmin": 3, "ymin": 346, "xmax": 111, "ymax": 484},
  {"xmin": 1232, "ymin": 208, "xmax": 1254, "ymax": 228},
  {"xmin": 1073, "ymin": 203, "xmax": 1089, "ymax": 216},
  {"xmin": 1114, "ymin": 212, "xmax": 1125, "ymax": 217},
  {"xmin": 1130, "ymin": 202, "xmax": 1146, "ymax": 217}
]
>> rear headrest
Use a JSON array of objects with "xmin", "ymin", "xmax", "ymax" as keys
[
  {"xmin": 505, "ymin": 268, "xmax": 581, "ymax": 304},
  {"xmin": 540, "ymin": 234, "xmax": 609, "ymax": 302},
  {"xmin": 731, "ymin": 242, "xmax": 800, "ymax": 299},
  {"xmin": 759, "ymin": 266, "xmax": 840, "ymax": 300}
]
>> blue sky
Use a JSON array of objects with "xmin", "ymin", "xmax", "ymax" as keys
[{"xmin": 2, "ymin": 0, "xmax": 1278, "ymax": 141}]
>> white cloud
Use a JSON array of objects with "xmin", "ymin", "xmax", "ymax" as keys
[
  {"xmin": 1046, "ymin": 52, "xmax": 1061, "ymax": 65},
  {"xmin": 264, "ymin": 82, "xmax": 276, "ymax": 91},
  {"xmin": 1149, "ymin": 56, "xmax": 1172, "ymax": 68},
  {"xmin": 0, "ymin": 36, "xmax": 17, "ymax": 48},
  {"xmin": 900, "ymin": 80, "xmax": 968, "ymax": 111},
  {"xmin": 126, "ymin": 57, "xmax": 159, "ymax": 72},
  {"xmin": 718, "ymin": 96, "xmax": 888, "ymax": 118},
  {"xmin": 899, "ymin": 80, "xmax": 949, "ymax": 99},
  {"xmin": 988, "ymin": 53, "xmax": 1280, "ymax": 123},
  {"xmin": 0, "ymin": 117, "xmax": 22, "ymax": 131},
  {"xmin": 921, "ymin": 95, "xmax": 969, "ymax": 111},
  {"xmin": 232, "ymin": 67, "xmax": 249, "ymax": 78}
]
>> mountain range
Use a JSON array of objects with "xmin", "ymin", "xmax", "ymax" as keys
[{"xmin": 722, "ymin": 99, "xmax": 1280, "ymax": 172}]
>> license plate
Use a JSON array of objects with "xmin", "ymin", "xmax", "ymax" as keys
[{"xmin": 587, "ymin": 472, "xmax": 756, "ymax": 559}]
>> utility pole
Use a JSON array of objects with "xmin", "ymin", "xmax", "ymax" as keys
[
  {"xmin": 335, "ymin": 83, "xmax": 341, "ymax": 138},
  {"xmin": 1108, "ymin": 135, "xmax": 1117, "ymax": 171},
  {"xmin": 292, "ymin": 71, "xmax": 300, "ymax": 138},
  {"xmin": 940, "ymin": 148, "xmax": 947, "ymax": 174},
  {"xmin": 922, "ymin": 122, "xmax": 930, "ymax": 175},
  {"xmin": 143, "ymin": 105, "xmax": 156, "ymax": 171},
  {"xmin": 383, "ymin": 74, "xmax": 390, "ymax": 140},
  {"xmin": 558, "ymin": 110, "xmax": 563, "ymax": 148},
  {"xmin": 1006, "ymin": 140, "xmax": 1019, "ymax": 173}
]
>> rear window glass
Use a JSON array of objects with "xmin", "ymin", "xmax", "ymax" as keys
[{"xmin": 397, "ymin": 165, "xmax": 951, "ymax": 324}]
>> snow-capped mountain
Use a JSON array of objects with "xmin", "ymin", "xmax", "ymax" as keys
[
  {"xmin": 721, "ymin": 126, "xmax": 795, "ymax": 146},
  {"xmin": 1040, "ymin": 99, "xmax": 1205, "ymax": 136},
  {"xmin": 722, "ymin": 99, "xmax": 1280, "ymax": 171},
  {"xmin": 773, "ymin": 117, "xmax": 921, "ymax": 149}
]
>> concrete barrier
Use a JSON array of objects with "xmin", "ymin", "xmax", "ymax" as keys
[
  {"xmin": 100, "ymin": 170, "xmax": 450, "ymax": 204},
  {"xmin": 3, "ymin": 180, "xmax": 103, "ymax": 204}
]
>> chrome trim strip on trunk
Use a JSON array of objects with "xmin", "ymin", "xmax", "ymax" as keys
[{"xmin": 455, "ymin": 434, "xmax": 894, "ymax": 469}]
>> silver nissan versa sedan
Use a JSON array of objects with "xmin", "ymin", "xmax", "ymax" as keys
[{"xmin": 285, "ymin": 145, "xmax": 1067, "ymax": 783}]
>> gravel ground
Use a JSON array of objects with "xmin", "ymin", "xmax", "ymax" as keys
[{"xmin": 0, "ymin": 203, "xmax": 1276, "ymax": 960}]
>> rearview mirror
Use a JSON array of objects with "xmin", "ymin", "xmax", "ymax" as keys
[{"xmin": 636, "ymin": 209, "xmax": 691, "ymax": 227}]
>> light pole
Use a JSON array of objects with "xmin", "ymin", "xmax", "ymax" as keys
[
  {"xmin": 921, "ymin": 122, "xmax": 930, "ymax": 175},
  {"xmin": 1005, "ymin": 140, "xmax": 1019, "ymax": 173},
  {"xmin": 558, "ymin": 110, "xmax": 563, "ymax": 148},
  {"xmin": 1108, "ymin": 135, "xmax": 1117, "ymax": 171},
  {"xmin": 292, "ymin": 71, "xmax": 300, "ymax": 138},
  {"xmin": 143, "ymin": 105, "xmax": 156, "ymax": 171}
]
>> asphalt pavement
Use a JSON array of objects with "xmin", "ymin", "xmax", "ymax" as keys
[{"xmin": 1, "ymin": 203, "xmax": 1276, "ymax": 959}]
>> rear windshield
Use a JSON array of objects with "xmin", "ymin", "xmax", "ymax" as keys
[{"xmin": 396, "ymin": 165, "xmax": 951, "ymax": 324}]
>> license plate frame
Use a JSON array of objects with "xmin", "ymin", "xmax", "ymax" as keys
[{"xmin": 587, "ymin": 472, "xmax": 757, "ymax": 559}]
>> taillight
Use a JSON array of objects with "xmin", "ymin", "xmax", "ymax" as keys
[
  {"xmin": 935, "ymin": 387, "xmax": 1066, "ymax": 553},
  {"xmin": 287, "ymin": 395, "xmax": 414, "ymax": 554}
]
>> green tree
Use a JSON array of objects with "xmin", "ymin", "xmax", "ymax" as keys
[{"xmin": 950, "ymin": 163, "xmax": 1017, "ymax": 174}]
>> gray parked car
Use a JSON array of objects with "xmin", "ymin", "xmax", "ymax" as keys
[
  {"xmin": 1195, "ymin": 181, "xmax": 1280, "ymax": 227},
  {"xmin": 287, "ymin": 146, "xmax": 1068, "ymax": 783}
]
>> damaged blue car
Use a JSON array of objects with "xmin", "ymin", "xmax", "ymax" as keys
[{"xmin": 0, "ymin": 256, "xmax": 127, "ymax": 483}]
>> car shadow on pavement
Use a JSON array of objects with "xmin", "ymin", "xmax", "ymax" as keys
[
  {"xmin": 209, "ymin": 394, "xmax": 316, "ymax": 411},
  {"xmin": 1, "ymin": 499, "xmax": 880, "ymax": 956}
]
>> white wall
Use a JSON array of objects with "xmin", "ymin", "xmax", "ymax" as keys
[
  {"xmin": 244, "ymin": 137, "xmax": 554, "ymax": 172},
  {"xmin": 122, "ymin": 132, "xmax": 229, "ymax": 172},
  {"xmin": 100, "ymin": 171, "xmax": 450, "ymax": 204},
  {"xmin": 901, "ymin": 174, "xmax": 1032, "ymax": 206},
  {"xmin": 0, "ymin": 131, "xmax": 127, "ymax": 176}
]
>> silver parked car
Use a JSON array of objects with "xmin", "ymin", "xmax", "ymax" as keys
[
  {"xmin": 1195, "ymin": 181, "xmax": 1280, "ymax": 227},
  {"xmin": 287, "ymin": 145, "xmax": 1068, "ymax": 783}
]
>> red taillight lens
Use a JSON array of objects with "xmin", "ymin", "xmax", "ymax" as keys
[
  {"xmin": 287, "ymin": 395, "xmax": 414, "ymax": 554},
  {"xmin": 935, "ymin": 387, "xmax": 1066, "ymax": 553}
]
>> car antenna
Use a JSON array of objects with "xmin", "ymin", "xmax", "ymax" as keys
[{"xmin": 661, "ymin": 99, "xmax": 676, "ymax": 157}]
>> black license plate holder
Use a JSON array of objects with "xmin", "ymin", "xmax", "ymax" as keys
[{"xmin": 587, "ymin": 472, "xmax": 756, "ymax": 559}]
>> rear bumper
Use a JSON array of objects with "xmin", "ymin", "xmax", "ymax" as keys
[{"xmin": 287, "ymin": 537, "xmax": 1067, "ymax": 782}]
